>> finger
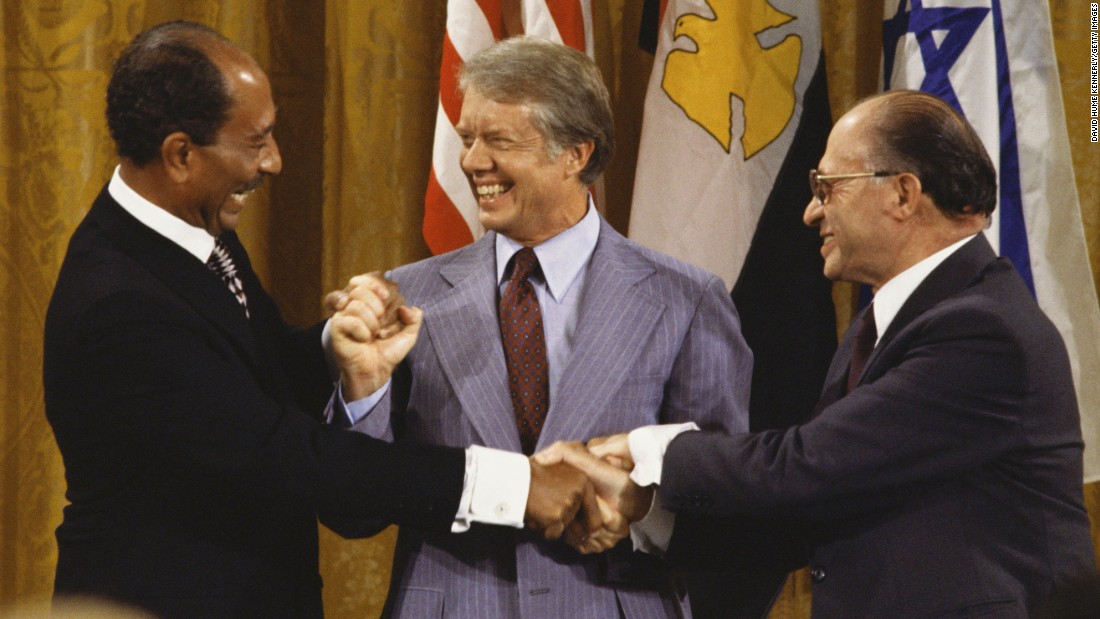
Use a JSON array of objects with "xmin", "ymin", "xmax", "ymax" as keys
[
  {"xmin": 586, "ymin": 435, "xmax": 609, "ymax": 449},
  {"xmin": 340, "ymin": 299, "xmax": 382, "ymax": 337},
  {"xmin": 556, "ymin": 442, "xmax": 609, "ymax": 477},
  {"xmin": 323, "ymin": 290, "xmax": 349, "ymax": 314},
  {"xmin": 562, "ymin": 519, "xmax": 588, "ymax": 549},
  {"xmin": 345, "ymin": 289, "xmax": 387, "ymax": 321},
  {"xmin": 575, "ymin": 496, "xmax": 624, "ymax": 554},
  {"xmin": 375, "ymin": 306, "xmax": 419, "ymax": 341},
  {"xmin": 374, "ymin": 322, "xmax": 402, "ymax": 340},
  {"xmin": 347, "ymin": 272, "xmax": 401, "ymax": 309},
  {"xmin": 542, "ymin": 521, "xmax": 565, "ymax": 541},
  {"xmin": 398, "ymin": 305, "xmax": 423, "ymax": 327},
  {"xmin": 377, "ymin": 307, "xmax": 424, "ymax": 364},
  {"xmin": 532, "ymin": 440, "xmax": 585, "ymax": 466},
  {"xmin": 330, "ymin": 311, "xmax": 373, "ymax": 344},
  {"xmin": 531, "ymin": 442, "xmax": 566, "ymax": 466},
  {"xmin": 601, "ymin": 455, "xmax": 629, "ymax": 471},
  {"xmin": 587, "ymin": 434, "xmax": 633, "ymax": 469},
  {"xmin": 580, "ymin": 478, "xmax": 601, "ymax": 534}
]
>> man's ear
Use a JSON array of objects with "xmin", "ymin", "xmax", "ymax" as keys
[
  {"xmin": 893, "ymin": 172, "xmax": 924, "ymax": 220},
  {"xmin": 161, "ymin": 131, "xmax": 195, "ymax": 183},
  {"xmin": 563, "ymin": 141, "xmax": 594, "ymax": 179}
]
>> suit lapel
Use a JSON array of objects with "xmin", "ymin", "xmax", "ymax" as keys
[
  {"xmin": 90, "ymin": 189, "xmax": 261, "ymax": 369},
  {"xmin": 538, "ymin": 221, "xmax": 662, "ymax": 447},
  {"xmin": 855, "ymin": 234, "xmax": 997, "ymax": 391},
  {"xmin": 875, "ymin": 235, "xmax": 995, "ymax": 352},
  {"xmin": 815, "ymin": 311, "xmax": 863, "ymax": 411},
  {"xmin": 422, "ymin": 234, "xmax": 522, "ymax": 451}
]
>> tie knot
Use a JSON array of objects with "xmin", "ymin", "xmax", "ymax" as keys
[
  {"xmin": 855, "ymin": 305, "xmax": 877, "ymax": 344},
  {"xmin": 207, "ymin": 238, "xmax": 237, "ymax": 278},
  {"xmin": 508, "ymin": 247, "xmax": 540, "ymax": 283},
  {"xmin": 847, "ymin": 304, "xmax": 877, "ymax": 393}
]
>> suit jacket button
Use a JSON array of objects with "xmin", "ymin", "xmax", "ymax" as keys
[{"xmin": 810, "ymin": 566, "xmax": 826, "ymax": 582}]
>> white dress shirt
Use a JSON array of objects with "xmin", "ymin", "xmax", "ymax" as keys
[{"xmin": 109, "ymin": 166, "xmax": 216, "ymax": 262}]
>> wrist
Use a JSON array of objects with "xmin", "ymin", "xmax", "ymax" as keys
[
  {"xmin": 623, "ymin": 483, "xmax": 655, "ymax": 523},
  {"xmin": 340, "ymin": 367, "xmax": 387, "ymax": 401}
]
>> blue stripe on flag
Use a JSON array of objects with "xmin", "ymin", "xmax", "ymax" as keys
[
  {"xmin": 883, "ymin": 0, "xmax": 1035, "ymax": 296},
  {"xmin": 990, "ymin": 0, "xmax": 1035, "ymax": 295}
]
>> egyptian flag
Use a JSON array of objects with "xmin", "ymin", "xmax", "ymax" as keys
[
  {"xmin": 630, "ymin": 0, "xmax": 836, "ymax": 434},
  {"xmin": 630, "ymin": 1, "xmax": 837, "ymax": 616}
]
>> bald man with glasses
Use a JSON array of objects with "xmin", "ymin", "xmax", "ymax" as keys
[{"xmin": 541, "ymin": 90, "xmax": 1096, "ymax": 618}]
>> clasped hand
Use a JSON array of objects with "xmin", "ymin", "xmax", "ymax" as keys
[
  {"xmin": 526, "ymin": 436, "xmax": 653, "ymax": 555},
  {"xmin": 324, "ymin": 273, "xmax": 422, "ymax": 401},
  {"xmin": 325, "ymin": 276, "xmax": 650, "ymax": 556}
]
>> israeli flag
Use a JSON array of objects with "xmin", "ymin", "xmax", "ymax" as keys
[{"xmin": 883, "ymin": 0, "xmax": 1100, "ymax": 480}]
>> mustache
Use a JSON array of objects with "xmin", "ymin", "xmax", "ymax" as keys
[{"xmin": 240, "ymin": 174, "xmax": 266, "ymax": 193}]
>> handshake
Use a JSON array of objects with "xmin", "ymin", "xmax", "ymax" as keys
[
  {"xmin": 325, "ymin": 273, "xmax": 654, "ymax": 553},
  {"xmin": 524, "ymin": 438, "xmax": 652, "ymax": 554}
]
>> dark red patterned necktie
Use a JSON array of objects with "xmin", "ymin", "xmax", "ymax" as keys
[
  {"xmin": 499, "ymin": 247, "xmax": 549, "ymax": 455},
  {"xmin": 847, "ymin": 305, "xmax": 876, "ymax": 393},
  {"xmin": 207, "ymin": 237, "xmax": 250, "ymax": 319}
]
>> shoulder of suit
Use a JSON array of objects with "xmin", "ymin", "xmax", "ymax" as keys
[
  {"xmin": 607, "ymin": 231, "xmax": 721, "ymax": 289},
  {"xmin": 390, "ymin": 239, "xmax": 484, "ymax": 278}
]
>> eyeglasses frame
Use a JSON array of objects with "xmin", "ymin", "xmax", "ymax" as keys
[{"xmin": 809, "ymin": 169, "xmax": 903, "ymax": 204}]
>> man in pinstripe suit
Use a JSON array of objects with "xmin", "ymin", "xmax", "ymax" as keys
[{"xmin": 331, "ymin": 37, "xmax": 752, "ymax": 618}]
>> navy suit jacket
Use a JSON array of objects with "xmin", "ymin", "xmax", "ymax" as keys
[
  {"xmin": 44, "ymin": 186, "xmax": 466, "ymax": 618},
  {"xmin": 660, "ymin": 235, "xmax": 1095, "ymax": 618}
]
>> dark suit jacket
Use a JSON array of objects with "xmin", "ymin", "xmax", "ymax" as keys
[
  {"xmin": 660, "ymin": 235, "xmax": 1095, "ymax": 618},
  {"xmin": 43, "ymin": 186, "xmax": 466, "ymax": 619}
]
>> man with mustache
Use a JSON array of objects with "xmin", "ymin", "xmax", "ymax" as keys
[{"xmin": 43, "ymin": 21, "xmax": 596, "ymax": 619}]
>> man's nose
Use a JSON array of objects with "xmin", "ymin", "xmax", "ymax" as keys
[
  {"xmin": 460, "ymin": 140, "xmax": 491, "ymax": 173},
  {"xmin": 261, "ymin": 136, "xmax": 282, "ymax": 175},
  {"xmin": 803, "ymin": 196, "xmax": 823, "ymax": 227}
]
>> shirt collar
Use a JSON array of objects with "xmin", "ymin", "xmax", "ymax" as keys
[
  {"xmin": 108, "ymin": 165, "xmax": 216, "ymax": 263},
  {"xmin": 871, "ymin": 234, "xmax": 978, "ymax": 343},
  {"xmin": 495, "ymin": 196, "xmax": 600, "ymax": 302}
]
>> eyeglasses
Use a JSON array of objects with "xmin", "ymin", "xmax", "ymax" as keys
[{"xmin": 809, "ymin": 169, "xmax": 901, "ymax": 204}]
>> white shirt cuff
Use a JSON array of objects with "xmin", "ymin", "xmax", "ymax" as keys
[
  {"xmin": 627, "ymin": 422, "xmax": 699, "ymax": 487},
  {"xmin": 452, "ymin": 446, "xmax": 530, "ymax": 533},
  {"xmin": 629, "ymin": 489, "xmax": 677, "ymax": 556},
  {"xmin": 625, "ymin": 422, "xmax": 698, "ymax": 555}
]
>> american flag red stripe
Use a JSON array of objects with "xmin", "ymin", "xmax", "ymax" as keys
[
  {"xmin": 423, "ymin": 0, "xmax": 592, "ymax": 255},
  {"xmin": 546, "ymin": 2, "xmax": 585, "ymax": 49}
]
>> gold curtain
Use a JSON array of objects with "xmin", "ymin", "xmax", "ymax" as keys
[{"xmin": 0, "ymin": 2, "xmax": 1096, "ymax": 618}]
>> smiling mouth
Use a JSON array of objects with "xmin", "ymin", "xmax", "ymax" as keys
[
  {"xmin": 476, "ymin": 183, "xmax": 513, "ymax": 202},
  {"xmin": 231, "ymin": 177, "xmax": 266, "ymax": 203},
  {"xmin": 230, "ymin": 188, "xmax": 257, "ymax": 203}
]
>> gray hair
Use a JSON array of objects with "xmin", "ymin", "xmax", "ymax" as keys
[{"xmin": 458, "ymin": 36, "xmax": 614, "ymax": 185}]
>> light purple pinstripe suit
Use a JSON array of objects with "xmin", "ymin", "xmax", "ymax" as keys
[{"xmin": 361, "ymin": 217, "xmax": 752, "ymax": 618}]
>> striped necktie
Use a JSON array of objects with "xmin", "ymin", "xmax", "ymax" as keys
[{"xmin": 207, "ymin": 237, "xmax": 250, "ymax": 319}]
